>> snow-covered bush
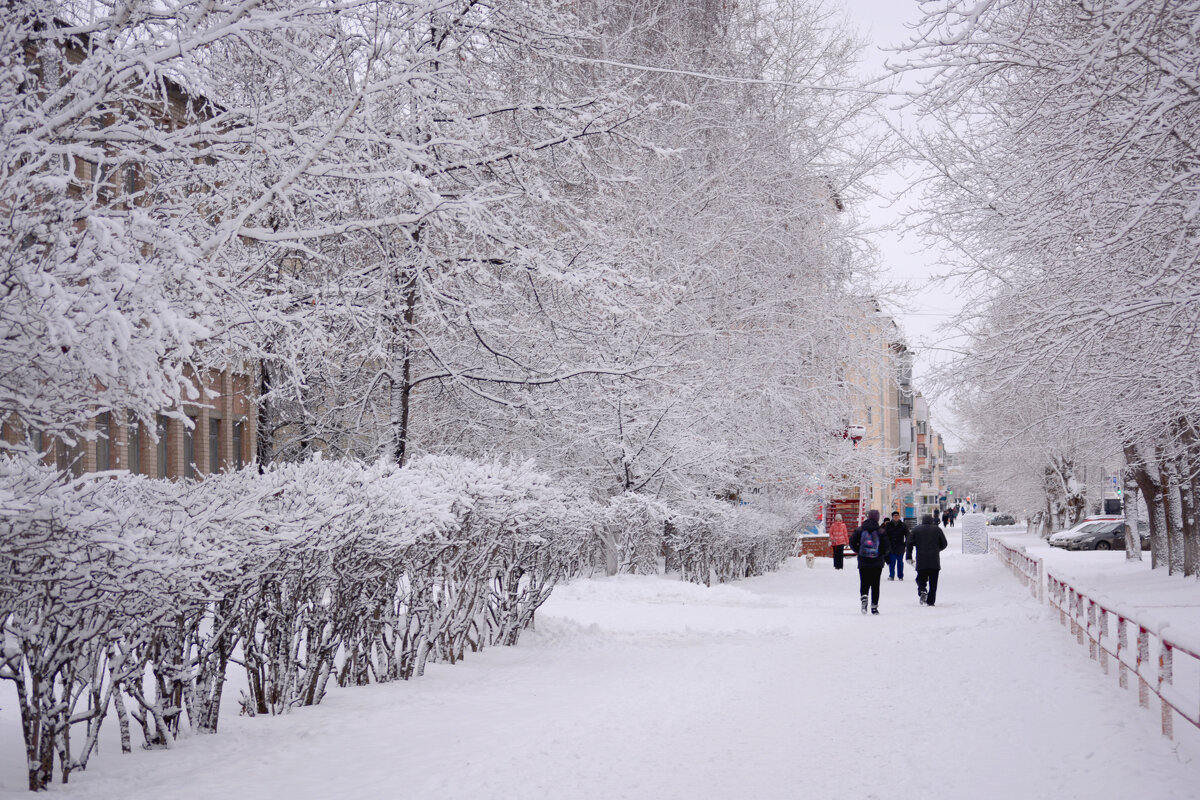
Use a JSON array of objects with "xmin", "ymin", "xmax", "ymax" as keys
[
  {"xmin": 596, "ymin": 493, "xmax": 670, "ymax": 576},
  {"xmin": 0, "ymin": 455, "xmax": 581, "ymax": 789},
  {"xmin": 664, "ymin": 498, "xmax": 796, "ymax": 587},
  {"xmin": 0, "ymin": 453, "xmax": 800, "ymax": 790}
]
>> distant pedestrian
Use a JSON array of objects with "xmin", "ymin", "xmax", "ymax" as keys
[
  {"xmin": 941, "ymin": 510, "xmax": 950, "ymax": 527},
  {"xmin": 828, "ymin": 513, "xmax": 850, "ymax": 570},
  {"xmin": 850, "ymin": 509, "xmax": 889, "ymax": 615},
  {"xmin": 908, "ymin": 514, "xmax": 948, "ymax": 607},
  {"xmin": 883, "ymin": 511, "xmax": 907, "ymax": 581}
]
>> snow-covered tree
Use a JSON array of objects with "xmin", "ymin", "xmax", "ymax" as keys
[{"xmin": 900, "ymin": 0, "xmax": 1200, "ymax": 572}]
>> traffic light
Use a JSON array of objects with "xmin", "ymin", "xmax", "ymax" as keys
[{"xmin": 947, "ymin": 489, "xmax": 953, "ymax": 495}]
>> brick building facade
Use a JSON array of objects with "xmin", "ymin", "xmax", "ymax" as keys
[
  {"xmin": 4, "ymin": 28, "xmax": 257, "ymax": 480},
  {"xmin": 4, "ymin": 370, "xmax": 256, "ymax": 479}
]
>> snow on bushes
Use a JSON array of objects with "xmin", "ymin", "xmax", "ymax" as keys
[
  {"xmin": 665, "ymin": 498, "xmax": 796, "ymax": 587},
  {"xmin": 0, "ymin": 455, "xmax": 798, "ymax": 790}
]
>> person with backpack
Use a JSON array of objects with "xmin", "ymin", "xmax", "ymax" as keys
[
  {"xmin": 908, "ymin": 513, "xmax": 949, "ymax": 606},
  {"xmin": 828, "ymin": 513, "xmax": 850, "ymax": 570},
  {"xmin": 883, "ymin": 511, "xmax": 908, "ymax": 581},
  {"xmin": 849, "ymin": 509, "xmax": 889, "ymax": 615}
]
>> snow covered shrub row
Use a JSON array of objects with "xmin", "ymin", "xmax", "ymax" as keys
[
  {"xmin": 663, "ymin": 499, "xmax": 795, "ymax": 587},
  {"xmin": 0, "ymin": 455, "xmax": 797, "ymax": 790},
  {"xmin": 588, "ymin": 493, "xmax": 797, "ymax": 584},
  {"xmin": 0, "ymin": 455, "xmax": 588, "ymax": 790},
  {"xmin": 593, "ymin": 492, "xmax": 672, "ymax": 576}
]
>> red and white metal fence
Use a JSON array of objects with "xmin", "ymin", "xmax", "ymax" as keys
[
  {"xmin": 990, "ymin": 536, "xmax": 1043, "ymax": 602},
  {"xmin": 989, "ymin": 535, "xmax": 1200, "ymax": 741}
]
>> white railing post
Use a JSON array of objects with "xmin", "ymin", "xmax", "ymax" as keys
[
  {"xmin": 1098, "ymin": 609, "xmax": 1109, "ymax": 675},
  {"xmin": 1077, "ymin": 593, "xmax": 1087, "ymax": 646},
  {"xmin": 1118, "ymin": 617, "xmax": 1129, "ymax": 690},
  {"xmin": 1087, "ymin": 601, "xmax": 1097, "ymax": 661},
  {"xmin": 1057, "ymin": 580, "xmax": 1067, "ymax": 627},
  {"xmin": 1159, "ymin": 643, "xmax": 1174, "ymax": 739},
  {"xmin": 1138, "ymin": 627, "xmax": 1151, "ymax": 708}
]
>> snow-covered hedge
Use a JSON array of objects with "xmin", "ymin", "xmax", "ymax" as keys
[
  {"xmin": 664, "ymin": 498, "xmax": 796, "ymax": 586},
  {"xmin": 0, "ymin": 455, "xmax": 798, "ymax": 790}
]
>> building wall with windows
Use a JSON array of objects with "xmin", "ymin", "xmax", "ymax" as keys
[
  {"xmin": 842, "ymin": 300, "xmax": 906, "ymax": 518},
  {"xmin": 4, "ymin": 370, "xmax": 256, "ymax": 479},
  {"xmin": 3, "ymin": 34, "xmax": 257, "ymax": 480}
]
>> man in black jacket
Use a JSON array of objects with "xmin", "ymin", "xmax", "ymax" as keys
[
  {"xmin": 882, "ymin": 511, "xmax": 908, "ymax": 581},
  {"xmin": 908, "ymin": 514, "xmax": 948, "ymax": 606}
]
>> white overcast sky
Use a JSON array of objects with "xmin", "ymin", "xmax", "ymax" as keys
[{"xmin": 836, "ymin": 0, "xmax": 969, "ymax": 448}]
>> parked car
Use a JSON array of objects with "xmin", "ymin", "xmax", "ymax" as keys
[
  {"xmin": 1048, "ymin": 515, "xmax": 1123, "ymax": 547},
  {"xmin": 1061, "ymin": 521, "xmax": 1151, "ymax": 551},
  {"xmin": 986, "ymin": 513, "xmax": 1016, "ymax": 526}
]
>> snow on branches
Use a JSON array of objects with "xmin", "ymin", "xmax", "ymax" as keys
[
  {"xmin": 901, "ymin": 0, "xmax": 1200, "ymax": 572},
  {"xmin": 0, "ymin": 454, "xmax": 796, "ymax": 790}
]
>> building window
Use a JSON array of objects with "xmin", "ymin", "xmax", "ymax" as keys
[
  {"xmin": 156, "ymin": 414, "xmax": 168, "ymax": 478},
  {"xmin": 866, "ymin": 406, "xmax": 873, "ymax": 425},
  {"xmin": 184, "ymin": 415, "xmax": 198, "ymax": 480},
  {"xmin": 95, "ymin": 412, "xmax": 111, "ymax": 470},
  {"xmin": 28, "ymin": 427, "xmax": 44, "ymax": 455},
  {"xmin": 127, "ymin": 412, "xmax": 141, "ymax": 475},
  {"xmin": 917, "ymin": 443, "xmax": 928, "ymax": 457},
  {"xmin": 233, "ymin": 420, "xmax": 245, "ymax": 470},
  {"xmin": 57, "ymin": 439, "xmax": 84, "ymax": 477},
  {"xmin": 209, "ymin": 416, "xmax": 222, "ymax": 475}
]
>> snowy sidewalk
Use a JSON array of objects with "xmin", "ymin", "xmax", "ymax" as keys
[
  {"xmin": 4, "ymin": 532, "xmax": 1198, "ymax": 799},
  {"xmin": 994, "ymin": 528, "xmax": 1200, "ymax": 636}
]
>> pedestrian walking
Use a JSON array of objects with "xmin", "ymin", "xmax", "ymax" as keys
[
  {"xmin": 828, "ymin": 513, "xmax": 850, "ymax": 570},
  {"xmin": 883, "ymin": 511, "xmax": 907, "ymax": 581},
  {"xmin": 908, "ymin": 514, "xmax": 948, "ymax": 607},
  {"xmin": 850, "ymin": 509, "xmax": 889, "ymax": 615},
  {"xmin": 941, "ymin": 510, "xmax": 950, "ymax": 527}
]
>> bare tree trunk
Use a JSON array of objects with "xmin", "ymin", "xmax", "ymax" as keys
[
  {"xmin": 256, "ymin": 359, "xmax": 272, "ymax": 472},
  {"xmin": 1121, "ymin": 461, "xmax": 1142, "ymax": 561},
  {"xmin": 1177, "ymin": 461, "xmax": 1198, "ymax": 577},
  {"xmin": 1126, "ymin": 442, "xmax": 1165, "ymax": 569},
  {"xmin": 112, "ymin": 683, "xmax": 132, "ymax": 754},
  {"xmin": 1176, "ymin": 418, "xmax": 1200, "ymax": 577},
  {"xmin": 390, "ymin": 267, "xmax": 419, "ymax": 467},
  {"xmin": 11, "ymin": 669, "xmax": 50, "ymax": 791},
  {"xmin": 1189, "ymin": 467, "xmax": 1200, "ymax": 577},
  {"xmin": 1163, "ymin": 467, "xmax": 1186, "ymax": 575}
]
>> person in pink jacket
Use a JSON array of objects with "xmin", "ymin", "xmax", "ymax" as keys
[{"xmin": 828, "ymin": 513, "xmax": 850, "ymax": 570}]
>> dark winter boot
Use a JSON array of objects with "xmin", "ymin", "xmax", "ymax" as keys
[
  {"xmin": 919, "ymin": 589, "xmax": 928, "ymax": 606},
  {"xmin": 871, "ymin": 606, "xmax": 880, "ymax": 615},
  {"xmin": 861, "ymin": 595, "xmax": 869, "ymax": 615}
]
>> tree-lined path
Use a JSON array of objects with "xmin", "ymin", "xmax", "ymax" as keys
[{"xmin": 7, "ymin": 533, "xmax": 1195, "ymax": 800}]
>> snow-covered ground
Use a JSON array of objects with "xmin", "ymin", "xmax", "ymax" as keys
[
  {"xmin": 3, "ymin": 528, "xmax": 1198, "ymax": 799},
  {"xmin": 996, "ymin": 527, "xmax": 1200, "ymax": 638}
]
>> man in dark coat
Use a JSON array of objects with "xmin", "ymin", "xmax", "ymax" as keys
[
  {"xmin": 908, "ymin": 514, "xmax": 948, "ymax": 606},
  {"xmin": 849, "ymin": 509, "xmax": 890, "ymax": 615},
  {"xmin": 882, "ymin": 511, "xmax": 908, "ymax": 581}
]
